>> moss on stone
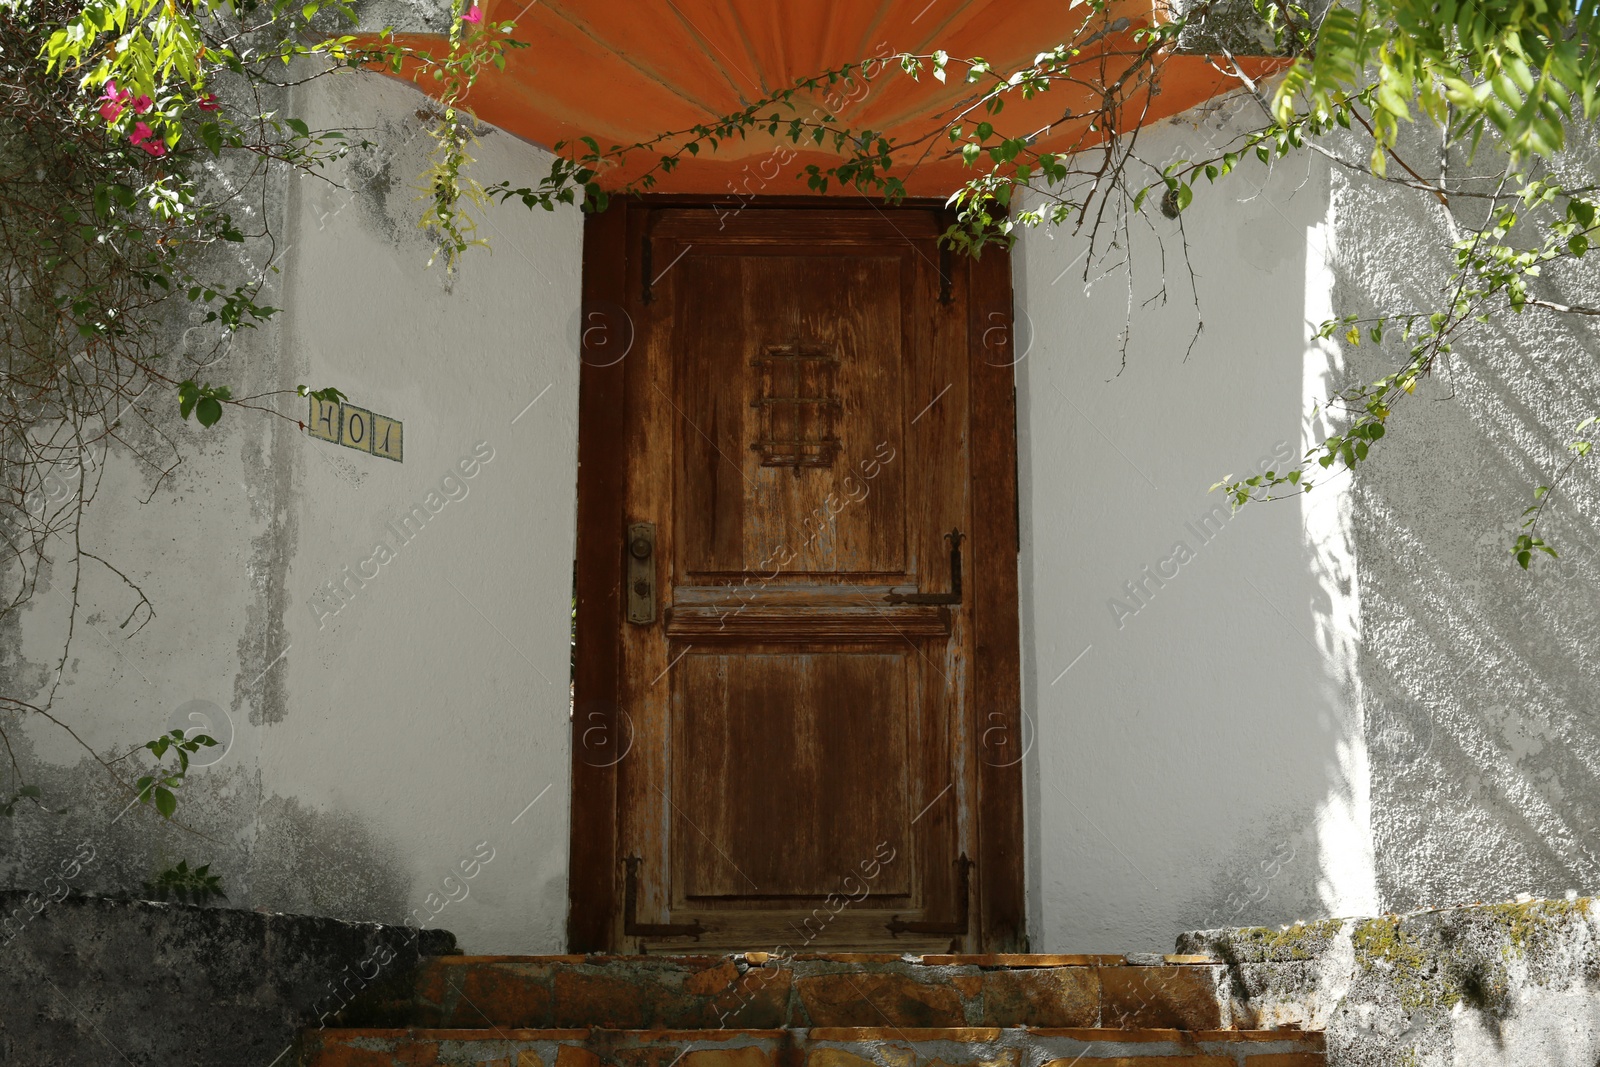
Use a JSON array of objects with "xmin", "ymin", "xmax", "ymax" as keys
[
  {"xmin": 1217, "ymin": 918, "xmax": 1343, "ymax": 962},
  {"xmin": 1351, "ymin": 916, "xmax": 1451, "ymax": 1011},
  {"xmin": 1484, "ymin": 896, "xmax": 1592, "ymax": 958}
]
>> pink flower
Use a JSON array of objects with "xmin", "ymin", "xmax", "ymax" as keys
[
  {"xmin": 98, "ymin": 80, "xmax": 132, "ymax": 122},
  {"xmin": 140, "ymin": 138, "xmax": 167, "ymax": 158},
  {"xmin": 132, "ymin": 94, "xmax": 152, "ymax": 114},
  {"xmin": 129, "ymin": 121, "xmax": 154, "ymax": 146},
  {"xmin": 461, "ymin": 4, "xmax": 482, "ymax": 22},
  {"xmin": 197, "ymin": 93, "xmax": 220, "ymax": 112}
]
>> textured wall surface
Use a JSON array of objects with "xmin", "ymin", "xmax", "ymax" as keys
[
  {"xmin": 0, "ymin": 890, "xmax": 455, "ymax": 1066},
  {"xmin": 1332, "ymin": 127, "xmax": 1600, "ymax": 915},
  {"xmin": 1016, "ymin": 94, "xmax": 1600, "ymax": 953},
  {"xmin": 1180, "ymin": 897, "xmax": 1600, "ymax": 1066}
]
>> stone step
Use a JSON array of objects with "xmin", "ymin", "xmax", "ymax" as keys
[
  {"xmin": 390, "ymin": 955, "xmax": 1239, "ymax": 1032},
  {"xmin": 301, "ymin": 1026, "xmax": 1325, "ymax": 1067}
]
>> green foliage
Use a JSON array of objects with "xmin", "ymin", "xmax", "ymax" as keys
[
  {"xmin": 144, "ymin": 859, "xmax": 227, "ymax": 904},
  {"xmin": 1277, "ymin": 0, "xmax": 1600, "ymax": 166},
  {"xmin": 297, "ymin": 384, "xmax": 347, "ymax": 404},
  {"xmin": 177, "ymin": 379, "xmax": 231, "ymax": 427},
  {"xmin": 134, "ymin": 729, "xmax": 215, "ymax": 819}
]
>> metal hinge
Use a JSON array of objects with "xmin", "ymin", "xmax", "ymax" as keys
[
  {"xmin": 884, "ymin": 530, "xmax": 963, "ymax": 605},
  {"xmin": 886, "ymin": 853, "xmax": 972, "ymax": 937},
  {"xmin": 623, "ymin": 856, "xmax": 705, "ymax": 940}
]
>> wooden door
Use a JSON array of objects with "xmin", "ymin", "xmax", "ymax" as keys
[{"xmin": 570, "ymin": 200, "xmax": 1023, "ymax": 953}]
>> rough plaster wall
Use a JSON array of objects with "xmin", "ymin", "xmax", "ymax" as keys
[
  {"xmin": 1016, "ymin": 96, "xmax": 1375, "ymax": 953},
  {"xmin": 1180, "ymin": 898, "xmax": 1600, "ymax": 1067},
  {"xmin": 2, "ymin": 68, "xmax": 581, "ymax": 954},
  {"xmin": 1, "ymin": 80, "xmax": 293, "ymax": 906},
  {"xmin": 1330, "ymin": 125, "xmax": 1600, "ymax": 914}
]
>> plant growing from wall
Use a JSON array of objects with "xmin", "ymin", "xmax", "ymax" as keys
[
  {"xmin": 128, "ymin": 729, "xmax": 216, "ymax": 818},
  {"xmin": 144, "ymin": 858, "xmax": 227, "ymax": 903}
]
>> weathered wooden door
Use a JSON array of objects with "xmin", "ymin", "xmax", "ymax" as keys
[{"xmin": 570, "ymin": 200, "xmax": 1022, "ymax": 953}]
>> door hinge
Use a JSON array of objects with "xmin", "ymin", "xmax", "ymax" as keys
[
  {"xmin": 885, "ymin": 529, "xmax": 963, "ymax": 605},
  {"xmin": 886, "ymin": 853, "xmax": 972, "ymax": 937},
  {"xmin": 623, "ymin": 856, "xmax": 705, "ymax": 940}
]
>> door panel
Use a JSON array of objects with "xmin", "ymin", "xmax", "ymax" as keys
[
  {"xmin": 673, "ymin": 253, "xmax": 909, "ymax": 579},
  {"xmin": 673, "ymin": 650, "xmax": 912, "ymax": 900},
  {"xmin": 570, "ymin": 200, "xmax": 1023, "ymax": 954}
]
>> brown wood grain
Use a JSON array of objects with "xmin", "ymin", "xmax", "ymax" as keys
[
  {"xmin": 571, "ymin": 197, "xmax": 1021, "ymax": 952},
  {"xmin": 568, "ymin": 204, "xmax": 629, "ymax": 953},
  {"xmin": 968, "ymin": 244, "xmax": 1026, "ymax": 951}
]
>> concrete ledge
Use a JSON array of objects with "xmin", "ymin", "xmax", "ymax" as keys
[{"xmin": 0, "ymin": 890, "xmax": 456, "ymax": 1066}]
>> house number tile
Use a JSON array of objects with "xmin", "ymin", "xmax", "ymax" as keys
[{"xmin": 307, "ymin": 396, "xmax": 403, "ymax": 462}]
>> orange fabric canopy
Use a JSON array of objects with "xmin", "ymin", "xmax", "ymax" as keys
[{"xmin": 396, "ymin": 0, "xmax": 1276, "ymax": 196}]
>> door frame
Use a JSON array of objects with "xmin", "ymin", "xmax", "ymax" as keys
[{"xmin": 567, "ymin": 195, "xmax": 1025, "ymax": 952}]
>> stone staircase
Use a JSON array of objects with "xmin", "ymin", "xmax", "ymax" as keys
[{"xmin": 303, "ymin": 954, "xmax": 1324, "ymax": 1066}]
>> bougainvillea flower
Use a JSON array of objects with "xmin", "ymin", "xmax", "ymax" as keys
[
  {"xmin": 132, "ymin": 94, "xmax": 153, "ymax": 114},
  {"xmin": 198, "ymin": 93, "xmax": 220, "ymax": 112},
  {"xmin": 98, "ymin": 80, "xmax": 132, "ymax": 122},
  {"xmin": 462, "ymin": 5, "xmax": 482, "ymax": 22},
  {"xmin": 141, "ymin": 139, "xmax": 168, "ymax": 158},
  {"xmin": 129, "ymin": 121, "xmax": 154, "ymax": 146}
]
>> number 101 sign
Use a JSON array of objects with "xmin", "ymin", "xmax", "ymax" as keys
[{"xmin": 307, "ymin": 396, "xmax": 403, "ymax": 462}]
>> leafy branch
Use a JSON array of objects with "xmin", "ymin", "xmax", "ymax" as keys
[{"xmin": 133, "ymin": 729, "xmax": 216, "ymax": 819}]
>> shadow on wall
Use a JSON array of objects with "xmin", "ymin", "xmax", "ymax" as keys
[
  {"xmin": 1018, "ymin": 95, "xmax": 1375, "ymax": 953},
  {"xmin": 247, "ymin": 795, "xmax": 413, "ymax": 924},
  {"xmin": 1333, "ymin": 128, "xmax": 1600, "ymax": 912}
]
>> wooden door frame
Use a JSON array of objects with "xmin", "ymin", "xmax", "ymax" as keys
[{"xmin": 567, "ymin": 195, "xmax": 1024, "ymax": 952}]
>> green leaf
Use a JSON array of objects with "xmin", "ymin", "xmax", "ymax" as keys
[
  {"xmin": 195, "ymin": 397, "xmax": 223, "ymax": 427},
  {"xmin": 154, "ymin": 787, "xmax": 177, "ymax": 819}
]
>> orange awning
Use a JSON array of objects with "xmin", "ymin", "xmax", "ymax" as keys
[{"xmin": 390, "ymin": 0, "xmax": 1277, "ymax": 196}]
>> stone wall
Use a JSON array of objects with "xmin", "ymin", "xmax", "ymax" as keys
[
  {"xmin": 1179, "ymin": 896, "xmax": 1600, "ymax": 1066},
  {"xmin": 0, "ymin": 891, "xmax": 455, "ymax": 1066}
]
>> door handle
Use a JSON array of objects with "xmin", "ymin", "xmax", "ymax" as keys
[
  {"xmin": 884, "ymin": 529, "xmax": 963, "ymax": 605},
  {"xmin": 626, "ymin": 522, "xmax": 655, "ymax": 624}
]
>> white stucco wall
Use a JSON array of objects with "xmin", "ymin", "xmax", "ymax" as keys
[
  {"xmin": 1015, "ymin": 100, "xmax": 1377, "ymax": 952},
  {"xmin": 3, "ymin": 68, "xmax": 581, "ymax": 954},
  {"xmin": 272, "ymin": 71, "xmax": 581, "ymax": 952}
]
